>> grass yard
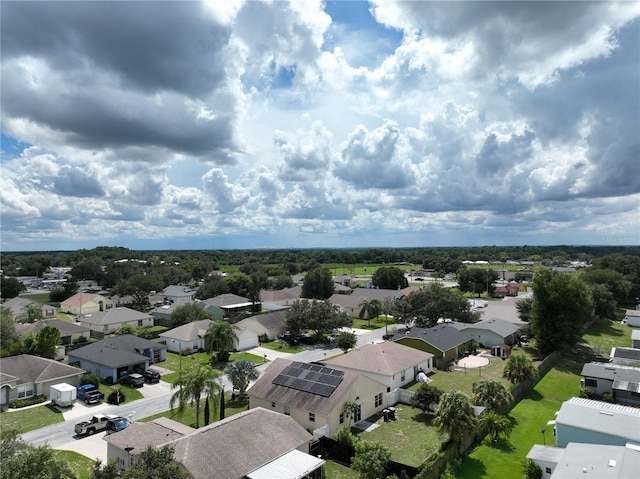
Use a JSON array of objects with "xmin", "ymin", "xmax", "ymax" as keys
[
  {"xmin": 159, "ymin": 351, "xmax": 264, "ymax": 384},
  {"xmin": 259, "ymin": 339, "xmax": 303, "ymax": 354},
  {"xmin": 581, "ymin": 314, "xmax": 633, "ymax": 355},
  {"xmin": 408, "ymin": 350, "xmax": 533, "ymax": 397},
  {"xmin": 0, "ymin": 403, "xmax": 65, "ymax": 433},
  {"xmin": 324, "ymin": 460, "xmax": 359, "ymax": 479},
  {"xmin": 352, "ymin": 315, "xmax": 395, "ymax": 331},
  {"xmin": 453, "ymin": 321, "xmax": 610, "ymax": 478},
  {"xmin": 53, "ymin": 450, "xmax": 94, "ymax": 479},
  {"xmin": 354, "ymin": 405, "xmax": 441, "ymax": 468},
  {"xmin": 140, "ymin": 391, "xmax": 250, "ymax": 429}
]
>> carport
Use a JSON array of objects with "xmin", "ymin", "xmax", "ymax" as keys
[{"xmin": 247, "ymin": 449, "xmax": 325, "ymax": 479}]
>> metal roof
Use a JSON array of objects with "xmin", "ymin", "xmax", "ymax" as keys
[{"xmin": 247, "ymin": 449, "xmax": 325, "ymax": 479}]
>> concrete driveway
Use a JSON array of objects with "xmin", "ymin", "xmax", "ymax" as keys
[{"xmin": 56, "ymin": 430, "xmax": 108, "ymax": 463}]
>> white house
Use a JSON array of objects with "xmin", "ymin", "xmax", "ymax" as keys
[
  {"xmin": 622, "ymin": 309, "xmax": 640, "ymax": 327},
  {"xmin": 78, "ymin": 307, "xmax": 154, "ymax": 336},
  {"xmin": 161, "ymin": 319, "xmax": 258, "ymax": 353},
  {"xmin": 609, "ymin": 347, "xmax": 640, "ymax": 367},
  {"xmin": 326, "ymin": 341, "xmax": 433, "ymax": 392}
]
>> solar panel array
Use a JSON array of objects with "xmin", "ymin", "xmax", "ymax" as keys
[{"xmin": 272, "ymin": 362, "xmax": 344, "ymax": 397}]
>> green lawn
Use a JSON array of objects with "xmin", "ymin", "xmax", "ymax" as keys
[
  {"xmin": 408, "ymin": 350, "xmax": 533, "ymax": 397},
  {"xmin": 259, "ymin": 339, "xmax": 303, "ymax": 354},
  {"xmin": 53, "ymin": 450, "xmax": 94, "ymax": 479},
  {"xmin": 0, "ymin": 403, "xmax": 65, "ymax": 433},
  {"xmin": 160, "ymin": 351, "xmax": 265, "ymax": 384},
  {"xmin": 324, "ymin": 460, "xmax": 359, "ymax": 479},
  {"xmin": 453, "ymin": 321, "xmax": 611, "ymax": 478},
  {"xmin": 352, "ymin": 315, "xmax": 395, "ymax": 331},
  {"xmin": 140, "ymin": 391, "xmax": 250, "ymax": 429},
  {"xmin": 354, "ymin": 405, "xmax": 441, "ymax": 468}
]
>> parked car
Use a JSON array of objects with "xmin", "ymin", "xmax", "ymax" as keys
[
  {"xmin": 141, "ymin": 369, "xmax": 161, "ymax": 383},
  {"xmin": 75, "ymin": 414, "xmax": 117, "ymax": 436},
  {"xmin": 120, "ymin": 373, "xmax": 145, "ymax": 388},
  {"xmin": 76, "ymin": 384, "xmax": 105, "ymax": 404},
  {"xmin": 105, "ymin": 416, "xmax": 131, "ymax": 435}
]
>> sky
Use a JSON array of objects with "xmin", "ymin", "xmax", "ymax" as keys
[{"xmin": 1, "ymin": 1, "xmax": 639, "ymax": 252}]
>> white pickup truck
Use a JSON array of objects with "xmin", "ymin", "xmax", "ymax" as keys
[{"xmin": 74, "ymin": 414, "xmax": 117, "ymax": 436}]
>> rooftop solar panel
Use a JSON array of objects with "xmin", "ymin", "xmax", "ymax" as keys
[{"xmin": 272, "ymin": 362, "xmax": 344, "ymax": 397}]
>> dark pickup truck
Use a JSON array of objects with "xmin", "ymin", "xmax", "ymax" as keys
[{"xmin": 76, "ymin": 384, "xmax": 105, "ymax": 404}]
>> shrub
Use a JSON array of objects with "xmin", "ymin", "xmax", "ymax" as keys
[
  {"xmin": 333, "ymin": 424, "xmax": 358, "ymax": 447},
  {"xmin": 106, "ymin": 387, "xmax": 126, "ymax": 405},
  {"xmin": 10, "ymin": 395, "xmax": 47, "ymax": 409},
  {"xmin": 81, "ymin": 373, "xmax": 101, "ymax": 387},
  {"xmin": 72, "ymin": 336, "xmax": 88, "ymax": 344},
  {"xmin": 522, "ymin": 459, "xmax": 543, "ymax": 479},
  {"xmin": 258, "ymin": 334, "xmax": 269, "ymax": 344}
]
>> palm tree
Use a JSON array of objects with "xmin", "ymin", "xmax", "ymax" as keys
[
  {"xmin": 380, "ymin": 296, "xmax": 396, "ymax": 335},
  {"xmin": 170, "ymin": 365, "xmax": 222, "ymax": 429},
  {"xmin": 434, "ymin": 390, "xmax": 478, "ymax": 456},
  {"xmin": 225, "ymin": 359, "xmax": 259, "ymax": 397},
  {"xmin": 204, "ymin": 320, "xmax": 239, "ymax": 362},
  {"xmin": 471, "ymin": 379, "xmax": 512, "ymax": 413},
  {"xmin": 358, "ymin": 298, "xmax": 381, "ymax": 328},
  {"xmin": 503, "ymin": 354, "xmax": 538, "ymax": 384},
  {"xmin": 480, "ymin": 411, "xmax": 513, "ymax": 443}
]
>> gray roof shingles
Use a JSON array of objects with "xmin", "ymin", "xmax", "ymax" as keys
[{"xmin": 391, "ymin": 324, "xmax": 473, "ymax": 352}]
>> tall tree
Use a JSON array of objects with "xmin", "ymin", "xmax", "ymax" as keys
[
  {"xmin": 25, "ymin": 304, "xmax": 44, "ymax": 323},
  {"xmin": 408, "ymin": 283, "xmax": 478, "ymax": 327},
  {"xmin": 169, "ymin": 302, "xmax": 214, "ymax": 329},
  {"xmin": 219, "ymin": 387, "xmax": 226, "ymax": 420},
  {"xmin": 471, "ymin": 379, "xmax": 512, "ymax": 413},
  {"xmin": 434, "ymin": 390, "xmax": 478, "ymax": 456},
  {"xmin": 515, "ymin": 297, "xmax": 533, "ymax": 322},
  {"xmin": 380, "ymin": 296, "xmax": 396, "ymax": 334},
  {"xmin": 457, "ymin": 268, "xmax": 499, "ymax": 297},
  {"xmin": 358, "ymin": 298, "xmax": 381, "ymax": 328},
  {"xmin": 1, "ymin": 277, "xmax": 26, "ymax": 299},
  {"xmin": 503, "ymin": 354, "xmax": 538, "ymax": 384},
  {"xmin": 531, "ymin": 269, "xmax": 594, "ymax": 355},
  {"xmin": 225, "ymin": 359, "xmax": 259, "ymax": 397},
  {"xmin": 111, "ymin": 273, "xmax": 163, "ymax": 310},
  {"xmin": 225, "ymin": 272, "xmax": 252, "ymax": 297},
  {"xmin": 35, "ymin": 325, "xmax": 62, "ymax": 359},
  {"xmin": 1, "ymin": 427, "xmax": 74, "ymax": 479},
  {"xmin": 195, "ymin": 274, "xmax": 229, "ymax": 300},
  {"xmin": 170, "ymin": 365, "xmax": 222, "ymax": 429},
  {"xmin": 301, "ymin": 267, "xmax": 334, "ymax": 300},
  {"xmin": 371, "ymin": 266, "xmax": 408, "ymax": 290},
  {"xmin": 1, "ymin": 306, "xmax": 22, "ymax": 357},
  {"xmin": 335, "ymin": 331, "xmax": 357, "ymax": 353},
  {"xmin": 285, "ymin": 299, "xmax": 350, "ymax": 339},
  {"xmin": 204, "ymin": 320, "xmax": 239, "ymax": 362}
]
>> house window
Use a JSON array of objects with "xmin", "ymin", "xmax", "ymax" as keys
[
  {"xmin": 309, "ymin": 413, "xmax": 315, "ymax": 422},
  {"xmin": 17, "ymin": 383, "xmax": 34, "ymax": 399},
  {"xmin": 545, "ymin": 467, "xmax": 552, "ymax": 474},
  {"xmin": 138, "ymin": 320, "xmax": 143, "ymax": 327},
  {"xmin": 375, "ymin": 393, "xmax": 383, "ymax": 408},
  {"xmin": 584, "ymin": 378, "xmax": 597, "ymax": 388},
  {"xmin": 339, "ymin": 413, "xmax": 344, "ymax": 424},
  {"xmin": 271, "ymin": 402, "xmax": 276, "ymax": 408},
  {"xmin": 284, "ymin": 406, "xmax": 290, "ymax": 416},
  {"xmin": 401, "ymin": 371, "xmax": 406, "ymax": 382},
  {"xmin": 103, "ymin": 325, "xmax": 109, "ymax": 332}
]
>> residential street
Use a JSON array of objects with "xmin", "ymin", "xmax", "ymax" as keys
[{"xmin": 20, "ymin": 325, "xmax": 391, "ymax": 457}]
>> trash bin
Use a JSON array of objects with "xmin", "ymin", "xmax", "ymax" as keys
[
  {"xmin": 382, "ymin": 409, "xmax": 389, "ymax": 422},
  {"xmin": 388, "ymin": 407, "xmax": 396, "ymax": 420}
]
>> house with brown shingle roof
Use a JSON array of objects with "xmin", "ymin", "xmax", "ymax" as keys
[
  {"xmin": 235, "ymin": 309, "xmax": 287, "ymax": 341},
  {"xmin": 248, "ymin": 358, "xmax": 387, "ymax": 437},
  {"xmin": 123, "ymin": 408, "xmax": 322, "ymax": 479},
  {"xmin": 60, "ymin": 292, "xmax": 114, "ymax": 316},
  {"xmin": 326, "ymin": 341, "xmax": 433, "ymax": 391}
]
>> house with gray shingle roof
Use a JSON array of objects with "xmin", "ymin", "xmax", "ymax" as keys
[
  {"xmin": 235, "ymin": 309, "xmax": 287, "ymax": 341},
  {"xmin": 326, "ymin": 341, "xmax": 433, "ymax": 391},
  {"xmin": 60, "ymin": 292, "xmax": 114, "ymax": 316},
  {"xmin": 0, "ymin": 354, "xmax": 84, "ymax": 408},
  {"xmin": 160, "ymin": 319, "xmax": 258, "ymax": 353},
  {"xmin": 259, "ymin": 286, "xmax": 302, "ymax": 307},
  {"xmin": 68, "ymin": 334, "xmax": 166, "ymax": 384},
  {"xmin": 2, "ymin": 297, "xmax": 57, "ymax": 321},
  {"xmin": 248, "ymin": 358, "xmax": 387, "ymax": 437},
  {"xmin": 103, "ymin": 417, "xmax": 194, "ymax": 470},
  {"xmin": 391, "ymin": 325, "xmax": 474, "ymax": 369},
  {"xmin": 201, "ymin": 293, "xmax": 255, "ymax": 318},
  {"xmin": 449, "ymin": 317, "xmax": 522, "ymax": 348},
  {"xmin": 15, "ymin": 319, "xmax": 90, "ymax": 345},
  {"xmin": 168, "ymin": 407, "xmax": 323, "ymax": 479},
  {"xmin": 79, "ymin": 307, "xmax": 154, "ymax": 336}
]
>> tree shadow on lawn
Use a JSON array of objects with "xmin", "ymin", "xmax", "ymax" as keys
[
  {"xmin": 523, "ymin": 389, "xmax": 544, "ymax": 401},
  {"xmin": 553, "ymin": 343, "xmax": 601, "ymax": 375},
  {"xmin": 482, "ymin": 436, "xmax": 516, "ymax": 453},
  {"xmin": 584, "ymin": 318, "xmax": 625, "ymax": 339},
  {"xmin": 455, "ymin": 456, "xmax": 488, "ymax": 479}
]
